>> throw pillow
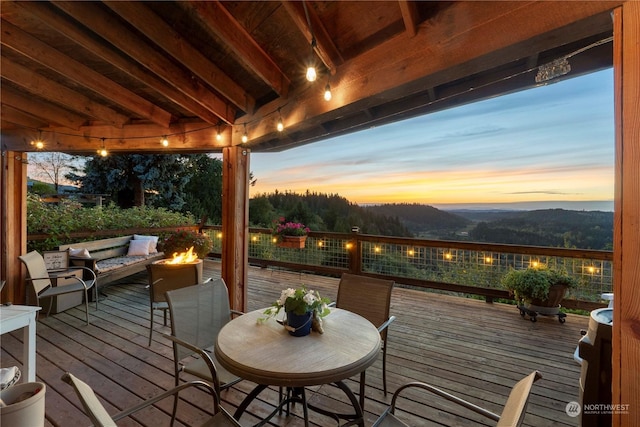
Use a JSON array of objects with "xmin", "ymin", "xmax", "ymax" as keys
[
  {"xmin": 127, "ymin": 239, "xmax": 150, "ymax": 256},
  {"xmin": 68, "ymin": 247, "xmax": 91, "ymax": 258},
  {"xmin": 133, "ymin": 234, "xmax": 159, "ymax": 254}
]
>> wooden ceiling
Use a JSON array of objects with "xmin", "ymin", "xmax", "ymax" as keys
[{"xmin": 0, "ymin": 1, "xmax": 618, "ymax": 154}]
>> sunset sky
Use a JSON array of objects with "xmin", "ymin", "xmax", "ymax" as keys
[{"xmin": 249, "ymin": 69, "xmax": 614, "ymax": 210}]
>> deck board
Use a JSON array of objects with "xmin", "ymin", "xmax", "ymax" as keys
[{"xmin": 1, "ymin": 259, "xmax": 587, "ymax": 426}]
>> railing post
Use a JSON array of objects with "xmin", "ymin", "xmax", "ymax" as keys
[{"xmin": 350, "ymin": 226, "xmax": 362, "ymax": 275}]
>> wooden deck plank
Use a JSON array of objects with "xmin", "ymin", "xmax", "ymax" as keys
[{"xmin": 1, "ymin": 259, "xmax": 587, "ymax": 426}]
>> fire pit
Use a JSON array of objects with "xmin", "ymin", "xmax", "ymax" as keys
[{"xmin": 151, "ymin": 247, "xmax": 204, "ymax": 283}]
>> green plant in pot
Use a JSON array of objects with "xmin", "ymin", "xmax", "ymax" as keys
[
  {"xmin": 159, "ymin": 230, "xmax": 212, "ymax": 259},
  {"xmin": 501, "ymin": 265, "xmax": 577, "ymax": 310}
]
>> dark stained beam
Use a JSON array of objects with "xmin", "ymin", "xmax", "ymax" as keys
[
  {"xmin": 0, "ymin": 19, "xmax": 172, "ymax": 127},
  {"xmin": 104, "ymin": 1, "xmax": 255, "ymax": 113},
  {"xmin": 281, "ymin": 0, "xmax": 343, "ymax": 73},
  {"xmin": 52, "ymin": 0, "xmax": 237, "ymax": 124},
  {"xmin": 1, "ymin": 57, "xmax": 129, "ymax": 127},
  {"xmin": 183, "ymin": 1, "xmax": 291, "ymax": 99},
  {"xmin": 9, "ymin": 0, "xmax": 226, "ymax": 126},
  {"xmin": 1, "ymin": 86, "xmax": 86, "ymax": 130}
]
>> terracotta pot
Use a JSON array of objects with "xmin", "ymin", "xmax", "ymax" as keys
[{"xmin": 277, "ymin": 235, "xmax": 306, "ymax": 249}]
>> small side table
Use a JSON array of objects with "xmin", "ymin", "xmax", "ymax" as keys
[{"xmin": 0, "ymin": 305, "xmax": 41, "ymax": 382}]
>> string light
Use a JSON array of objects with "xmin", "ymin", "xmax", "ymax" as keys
[
  {"xmin": 277, "ymin": 108, "xmax": 284, "ymax": 132},
  {"xmin": 242, "ymin": 124, "xmax": 248, "ymax": 143},
  {"xmin": 30, "ymin": 130, "xmax": 44, "ymax": 149},
  {"xmin": 97, "ymin": 138, "xmax": 108, "ymax": 157},
  {"xmin": 303, "ymin": 1, "xmax": 317, "ymax": 82},
  {"xmin": 324, "ymin": 83, "xmax": 332, "ymax": 101},
  {"xmin": 161, "ymin": 135, "xmax": 169, "ymax": 147},
  {"xmin": 216, "ymin": 124, "xmax": 222, "ymax": 142}
]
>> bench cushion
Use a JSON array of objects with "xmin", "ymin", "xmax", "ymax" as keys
[{"xmin": 96, "ymin": 254, "xmax": 162, "ymax": 274}]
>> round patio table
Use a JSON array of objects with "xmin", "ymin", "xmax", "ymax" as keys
[{"xmin": 215, "ymin": 308, "xmax": 381, "ymax": 426}]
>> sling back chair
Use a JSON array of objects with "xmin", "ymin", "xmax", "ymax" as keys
[
  {"xmin": 19, "ymin": 250, "xmax": 97, "ymax": 325},
  {"xmin": 372, "ymin": 371, "xmax": 542, "ymax": 427},
  {"xmin": 164, "ymin": 278, "xmax": 242, "ymax": 424},
  {"xmin": 335, "ymin": 273, "xmax": 395, "ymax": 410},
  {"xmin": 62, "ymin": 372, "xmax": 240, "ymax": 427},
  {"xmin": 146, "ymin": 261, "xmax": 206, "ymax": 346}
]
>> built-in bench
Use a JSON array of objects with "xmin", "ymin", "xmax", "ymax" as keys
[{"xmin": 59, "ymin": 235, "xmax": 164, "ymax": 289}]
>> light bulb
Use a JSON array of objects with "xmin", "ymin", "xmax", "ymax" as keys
[
  {"xmin": 324, "ymin": 84, "xmax": 332, "ymax": 101},
  {"xmin": 306, "ymin": 66, "xmax": 317, "ymax": 82},
  {"xmin": 277, "ymin": 118, "xmax": 284, "ymax": 132},
  {"xmin": 98, "ymin": 148, "xmax": 108, "ymax": 157},
  {"xmin": 242, "ymin": 133, "xmax": 248, "ymax": 143},
  {"xmin": 216, "ymin": 131, "xmax": 222, "ymax": 142},
  {"xmin": 161, "ymin": 136, "xmax": 169, "ymax": 147}
]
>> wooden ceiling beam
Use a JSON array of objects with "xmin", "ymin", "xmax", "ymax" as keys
[
  {"xmin": 243, "ymin": 1, "xmax": 618, "ymax": 149},
  {"xmin": 51, "ymin": 0, "xmax": 237, "ymax": 125},
  {"xmin": 0, "ymin": 105, "xmax": 48, "ymax": 130},
  {"xmin": 1, "ymin": 86, "xmax": 86, "ymax": 130},
  {"xmin": 9, "ymin": 0, "xmax": 225, "ymax": 127},
  {"xmin": 1, "ymin": 57, "xmax": 129, "ymax": 127},
  {"xmin": 281, "ymin": 0, "xmax": 343, "ymax": 73},
  {"xmin": 183, "ymin": 1, "xmax": 291, "ymax": 99},
  {"xmin": 0, "ymin": 19, "xmax": 173, "ymax": 128},
  {"xmin": 0, "ymin": 120, "xmax": 230, "ymax": 153},
  {"xmin": 398, "ymin": 0, "xmax": 420, "ymax": 37},
  {"xmin": 104, "ymin": 1, "xmax": 255, "ymax": 113}
]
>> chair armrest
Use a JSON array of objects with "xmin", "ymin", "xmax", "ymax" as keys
[
  {"xmin": 163, "ymin": 334, "xmax": 220, "ymax": 385},
  {"xmin": 230, "ymin": 309, "xmax": 244, "ymax": 317},
  {"xmin": 389, "ymin": 382, "xmax": 500, "ymax": 422},
  {"xmin": 328, "ymin": 301, "xmax": 336, "ymax": 307},
  {"xmin": 378, "ymin": 315, "xmax": 396, "ymax": 333},
  {"xmin": 112, "ymin": 380, "xmax": 219, "ymax": 421}
]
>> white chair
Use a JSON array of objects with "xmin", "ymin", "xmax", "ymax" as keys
[{"xmin": 18, "ymin": 250, "xmax": 97, "ymax": 325}]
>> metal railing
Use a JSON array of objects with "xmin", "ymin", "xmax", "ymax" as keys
[{"xmin": 204, "ymin": 226, "xmax": 612, "ymax": 311}]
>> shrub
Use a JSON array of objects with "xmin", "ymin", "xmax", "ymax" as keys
[{"xmin": 159, "ymin": 229, "xmax": 212, "ymax": 259}]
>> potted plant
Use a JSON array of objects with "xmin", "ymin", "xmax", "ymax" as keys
[
  {"xmin": 159, "ymin": 229, "xmax": 212, "ymax": 259},
  {"xmin": 501, "ymin": 265, "xmax": 578, "ymax": 318},
  {"xmin": 259, "ymin": 286, "xmax": 330, "ymax": 336},
  {"xmin": 272, "ymin": 217, "xmax": 310, "ymax": 248}
]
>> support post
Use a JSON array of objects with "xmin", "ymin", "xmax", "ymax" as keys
[
  {"xmin": 613, "ymin": 3, "xmax": 640, "ymax": 426},
  {"xmin": 1, "ymin": 151, "xmax": 28, "ymax": 304},
  {"xmin": 221, "ymin": 146, "xmax": 249, "ymax": 312}
]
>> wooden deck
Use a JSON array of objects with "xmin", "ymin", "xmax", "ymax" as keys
[{"xmin": 1, "ymin": 259, "xmax": 588, "ymax": 426}]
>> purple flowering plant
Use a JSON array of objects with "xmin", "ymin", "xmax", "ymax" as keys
[{"xmin": 272, "ymin": 217, "xmax": 310, "ymax": 237}]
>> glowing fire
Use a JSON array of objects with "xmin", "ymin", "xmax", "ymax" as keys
[{"xmin": 167, "ymin": 246, "xmax": 198, "ymax": 264}]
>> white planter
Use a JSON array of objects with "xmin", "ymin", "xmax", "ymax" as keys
[{"xmin": 0, "ymin": 382, "xmax": 46, "ymax": 427}]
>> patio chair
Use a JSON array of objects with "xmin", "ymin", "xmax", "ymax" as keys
[
  {"xmin": 61, "ymin": 372, "xmax": 240, "ymax": 427},
  {"xmin": 165, "ymin": 278, "xmax": 242, "ymax": 424},
  {"xmin": 18, "ymin": 250, "xmax": 97, "ymax": 325},
  {"xmin": 146, "ymin": 262, "xmax": 207, "ymax": 346},
  {"xmin": 372, "ymin": 371, "xmax": 542, "ymax": 427},
  {"xmin": 334, "ymin": 273, "xmax": 395, "ymax": 409}
]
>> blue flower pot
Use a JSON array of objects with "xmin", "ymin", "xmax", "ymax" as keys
[{"xmin": 286, "ymin": 311, "xmax": 312, "ymax": 336}]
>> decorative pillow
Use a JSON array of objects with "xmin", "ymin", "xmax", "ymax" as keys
[
  {"xmin": 127, "ymin": 239, "xmax": 150, "ymax": 256},
  {"xmin": 133, "ymin": 234, "xmax": 159, "ymax": 254},
  {"xmin": 68, "ymin": 247, "xmax": 91, "ymax": 258}
]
